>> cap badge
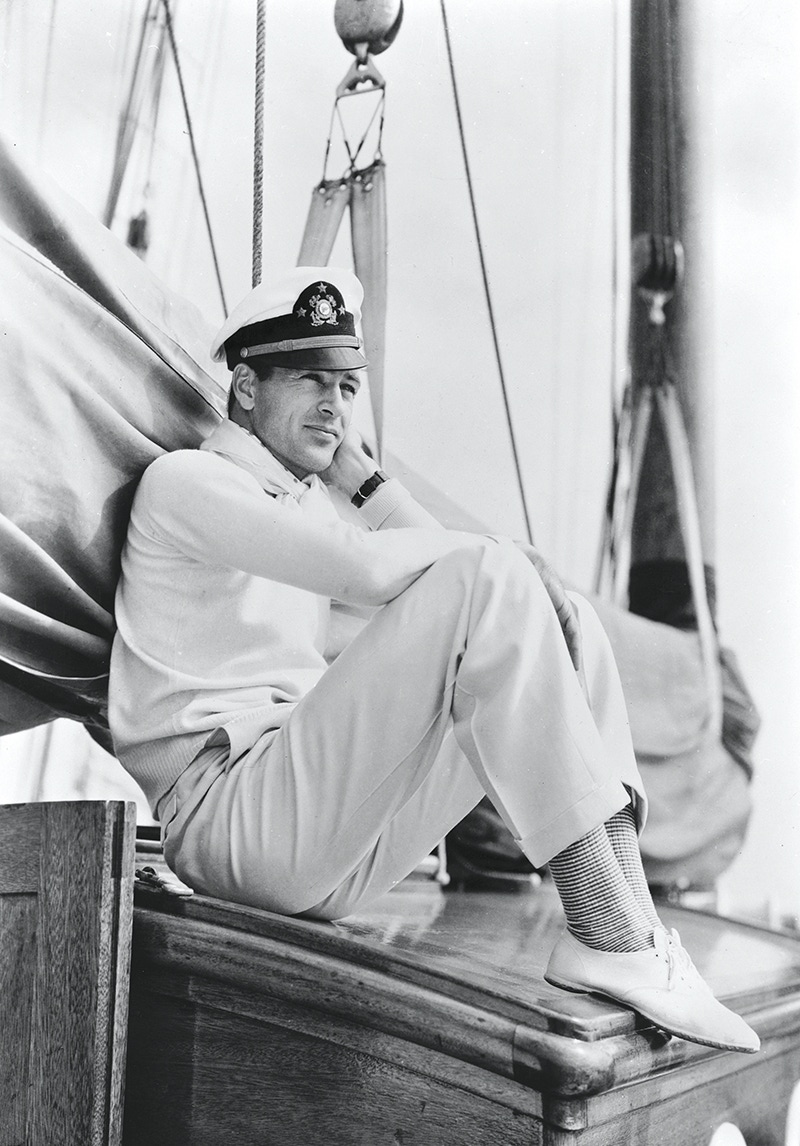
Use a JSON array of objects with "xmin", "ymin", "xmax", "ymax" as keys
[{"xmin": 294, "ymin": 282, "xmax": 345, "ymax": 328}]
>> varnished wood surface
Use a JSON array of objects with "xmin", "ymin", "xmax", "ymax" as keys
[
  {"xmin": 125, "ymin": 871, "xmax": 800, "ymax": 1144},
  {"xmin": 123, "ymin": 870, "xmax": 797, "ymax": 1141},
  {"xmin": 0, "ymin": 801, "xmax": 136, "ymax": 1146},
  {"xmin": 131, "ymin": 875, "xmax": 800, "ymax": 1051}
]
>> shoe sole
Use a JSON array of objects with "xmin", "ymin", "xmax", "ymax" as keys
[{"xmin": 543, "ymin": 971, "xmax": 759, "ymax": 1054}]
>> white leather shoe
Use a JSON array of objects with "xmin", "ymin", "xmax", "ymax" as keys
[{"xmin": 544, "ymin": 927, "xmax": 760, "ymax": 1053}]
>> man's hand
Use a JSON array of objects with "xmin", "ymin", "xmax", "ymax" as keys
[
  {"xmin": 320, "ymin": 428, "xmax": 379, "ymax": 499},
  {"xmin": 514, "ymin": 541, "xmax": 583, "ymax": 679}
]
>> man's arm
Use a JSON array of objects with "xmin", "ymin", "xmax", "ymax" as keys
[
  {"xmin": 324, "ymin": 432, "xmax": 582, "ymax": 672},
  {"xmin": 137, "ymin": 449, "xmax": 488, "ymax": 609},
  {"xmin": 321, "ymin": 430, "xmax": 442, "ymax": 531}
]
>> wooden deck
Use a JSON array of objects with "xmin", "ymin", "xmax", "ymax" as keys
[{"xmin": 123, "ymin": 871, "xmax": 800, "ymax": 1145}]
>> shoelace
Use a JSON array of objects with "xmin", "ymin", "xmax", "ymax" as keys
[{"xmin": 654, "ymin": 926, "xmax": 695, "ymax": 989}]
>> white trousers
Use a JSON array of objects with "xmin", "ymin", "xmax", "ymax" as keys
[{"xmin": 160, "ymin": 539, "xmax": 646, "ymax": 920}]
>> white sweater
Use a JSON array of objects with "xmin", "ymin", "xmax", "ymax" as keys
[{"xmin": 109, "ymin": 420, "xmax": 483, "ymax": 809}]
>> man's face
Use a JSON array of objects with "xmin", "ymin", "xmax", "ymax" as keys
[{"xmin": 248, "ymin": 365, "xmax": 362, "ymax": 478}]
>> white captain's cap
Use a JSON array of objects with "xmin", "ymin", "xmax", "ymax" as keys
[{"xmin": 211, "ymin": 266, "xmax": 367, "ymax": 371}]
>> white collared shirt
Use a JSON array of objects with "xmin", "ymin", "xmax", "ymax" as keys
[
  {"xmin": 200, "ymin": 418, "xmax": 322, "ymax": 502},
  {"xmin": 109, "ymin": 419, "xmax": 467, "ymax": 808}
]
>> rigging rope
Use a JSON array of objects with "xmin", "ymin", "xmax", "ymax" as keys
[
  {"xmin": 595, "ymin": 0, "xmax": 630, "ymax": 593},
  {"xmin": 320, "ymin": 77, "xmax": 386, "ymax": 184},
  {"xmin": 439, "ymin": 0, "xmax": 534, "ymax": 544},
  {"xmin": 37, "ymin": 0, "xmax": 58, "ymax": 163},
  {"xmin": 330, "ymin": 90, "xmax": 386, "ymax": 178},
  {"xmin": 252, "ymin": 0, "xmax": 267, "ymax": 288},
  {"xmin": 104, "ymin": 0, "xmax": 154, "ymax": 228},
  {"xmin": 142, "ymin": 20, "xmax": 168, "ymax": 199},
  {"xmin": 161, "ymin": 0, "xmax": 228, "ymax": 316}
]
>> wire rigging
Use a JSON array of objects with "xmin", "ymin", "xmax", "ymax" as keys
[
  {"xmin": 161, "ymin": 0, "xmax": 228, "ymax": 316},
  {"xmin": 439, "ymin": 0, "xmax": 534, "ymax": 544},
  {"xmin": 37, "ymin": 0, "xmax": 59, "ymax": 163},
  {"xmin": 142, "ymin": 26, "xmax": 168, "ymax": 199},
  {"xmin": 320, "ymin": 82, "xmax": 387, "ymax": 184},
  {"xmin": 334, "ymin": 91, "xmax": 386, "ymax": 175}
]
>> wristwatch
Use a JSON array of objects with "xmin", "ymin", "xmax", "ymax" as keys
[{"xmin": 351, "ymin": 469, "xmax": 388, "ymax": 508}]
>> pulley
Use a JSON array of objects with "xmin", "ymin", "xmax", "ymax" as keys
[
  {"xmin": 334, "ymin": 0, "xmax": 403, "ymax": 96},
  {"xmin": 334, "ymin": 0, "xmax": 403, "ymax": 58}
]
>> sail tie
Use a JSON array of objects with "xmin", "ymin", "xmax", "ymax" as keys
[{"xmin": 631, "ymin": 233, "xmax": 684, "ymax": 327}]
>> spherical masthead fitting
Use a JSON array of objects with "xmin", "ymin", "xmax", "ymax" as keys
[{"xmin": 334, "ymin": 0, "xmax": 403, "ymax": 58}]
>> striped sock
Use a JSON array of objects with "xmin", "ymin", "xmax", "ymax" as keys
[
  {"xmin": 548, "ymin": 823, "xmax": 654, "ymax": 952},
  {"xmin": 604, "ymin": 803, "xmax": 663, "ymax": 930}
]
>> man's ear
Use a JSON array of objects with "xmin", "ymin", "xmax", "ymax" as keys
[{"xmin": 230, "ymin": 364, "xmax": 258, "ymax": 411}]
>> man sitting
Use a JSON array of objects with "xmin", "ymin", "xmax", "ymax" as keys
[{"xmin": 109, "ymin": 266, "xmax": 758, "ymax": 1054}]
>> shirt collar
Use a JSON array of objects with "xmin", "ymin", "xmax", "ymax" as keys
[{"xmin": 199, "ymin": 419, "xmax": 322, "ymax": 502}]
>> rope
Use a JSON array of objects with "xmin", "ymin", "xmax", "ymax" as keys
[
  {"xmin": 37, "ymin": 0, "xmax": 58, "ymax": 163},
  {"xmin": 142, "ymin": 17, "xmax": 169, "ymax": 197},
  {"xmin": 161, "ymin": 0, "xmax": 228, "ymax": 316},
  {"xmin": 332, "ymin": 90, "xmax": 386, "ymax": 177},
  {"xmin": 439, "ymin": 0, "xmax": 534, "ymax": 544},
  {"xmin": 252, "ymin": 0, "xmax": 267, "ymax": 287},
  {"xmin": 321, "ymin": 84, "xmax": 387, "ymax": 185},
  {"xmin": 104, "ymin": 0, "xmax": 154, "ymax": 228},
  {"xmin": 595, "ymin": 0, "xmax": 631, "ymax": 593},
  {"xmin": 655, "ymin": 381, "xmax": 723, "ymax": 736}
]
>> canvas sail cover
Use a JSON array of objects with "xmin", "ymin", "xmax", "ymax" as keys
[
  {"xmin": 590, "ymin": 598, "xmax": 756, "ymax": 887},
  {"xmin": 0, "ymin": 137, "xmax": 467, "ymax": 743}
]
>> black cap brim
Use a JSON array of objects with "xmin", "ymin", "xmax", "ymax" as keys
[{"xmin": 247, "ymin": 346, "xmax": 368, "ymax": 371}]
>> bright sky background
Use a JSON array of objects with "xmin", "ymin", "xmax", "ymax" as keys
[{"xmin": 1, "ymin": 0, "xmax": 799, "ymax": 918}]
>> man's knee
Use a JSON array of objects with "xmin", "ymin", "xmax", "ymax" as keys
[
  {"xmin": 397, "ymin": 538, "xmax": 556, "ymax": 646},
  {"xmin": 430, "ymin": 536, "xmax": 536, "ymax": 594},
  {"xmin": 421, "ymin": 541, "xmax": 558, "ymax": 638}
]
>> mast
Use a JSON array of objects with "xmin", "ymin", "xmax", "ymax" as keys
[{"xmin": 628, "ymin": 0, "xmax": 716, "ymax": 629}]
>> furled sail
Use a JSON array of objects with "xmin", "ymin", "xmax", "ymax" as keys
[{"xmin": 0, "ymin": 134, "xmax": 227, "ymax": 744}]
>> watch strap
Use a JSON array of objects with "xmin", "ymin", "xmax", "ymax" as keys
[{"xmin": 351, "ymin": 469, "xmax": 388, "ymax": 508}]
